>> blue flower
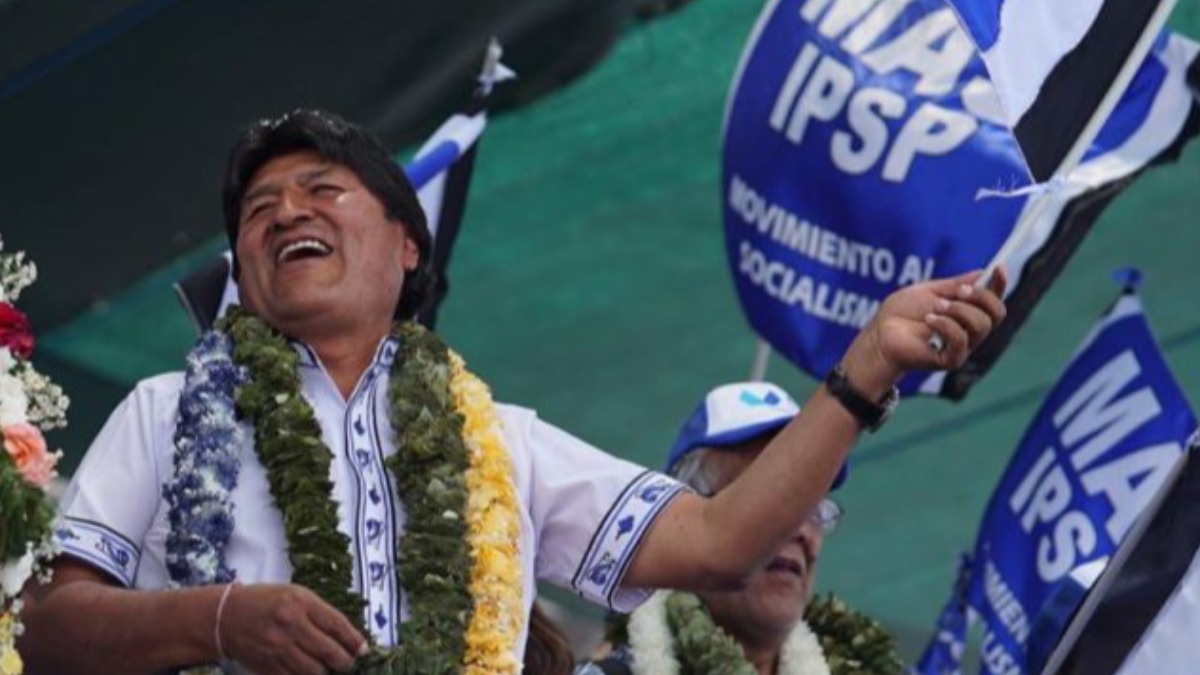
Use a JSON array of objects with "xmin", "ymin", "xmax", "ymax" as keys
[{"xmin": 164, "ymin": 330, "xmax": 247, "ymax": 587}]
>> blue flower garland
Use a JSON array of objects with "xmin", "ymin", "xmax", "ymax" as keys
[{"xmin": 164, "ymin": 331, "xmax": 248, "ymax": 587}]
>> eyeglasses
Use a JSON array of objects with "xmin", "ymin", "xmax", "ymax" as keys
[{"xmin": 690, "ymin": 478, "xmax": 843, "ymax": 535}]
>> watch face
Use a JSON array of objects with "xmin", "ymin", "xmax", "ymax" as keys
[{"xmin": 870, "ymin": 389, "xmax": 900, "ymax": 433}]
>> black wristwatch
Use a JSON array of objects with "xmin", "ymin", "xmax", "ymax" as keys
[{"xmin": 824, "ymin": 364, "xmax": 899, "ymax": 433}]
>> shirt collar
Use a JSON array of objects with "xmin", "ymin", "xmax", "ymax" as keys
[{"xmin": 288, "ymin": 335, "xmax": 400, "ymax": 371}]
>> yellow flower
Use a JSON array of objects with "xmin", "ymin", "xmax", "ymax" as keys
[
  {"xmin": 449, "ymin": 352, "xmax": 523, "ymax": 675},
  {"xmin": 0, "ymin": 612, "xmax": 23, "ymax": 675}
]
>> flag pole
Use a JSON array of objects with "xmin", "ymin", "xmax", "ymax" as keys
[
  {"xmin": 749, "ymin": 339, "xmax": 771, "ymax": 381},
  {"xmin": 989, "ymin": 0, "xmax": 1179, "ymax": 275},
  {"xmin": 930, "ymin": 1, "xmax": 1178, "ymax": 355}
]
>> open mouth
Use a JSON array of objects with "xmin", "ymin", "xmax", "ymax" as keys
[
  {"xmin": 766, "ymin": 556, "xmax": 804, "ymax": 577},
  {"xmin": 276, "ymin": 238, "xmax": 333, "ymax": 265}
]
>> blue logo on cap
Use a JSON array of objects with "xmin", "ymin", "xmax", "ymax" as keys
[{"xmin": 740, "ymin": 390, "xmax": 781, "ymax": 407}]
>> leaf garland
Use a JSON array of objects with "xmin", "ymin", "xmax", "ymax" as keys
[
  {"xmin": 665, "ymin": 592, "xmax": 757, "ymax": 675},
  {"xmin": 804, "ymin": 594, "xmax": 904, "ymax": 675},
  {"xmin": 357, "ymin": 322, "xmax": 474, "ymax": 674},
  {"xmin": 611, "ymin": 592, "xmax": 905, "ymax": 675},
  {"xmin": 390, "ymin": 324, "xmax": 473, "ymax": 669},
  {"xmin": 221, "ymin": 308, "xmax": 364, "ymax": 628},
  {"xmin": 222, "ymin": 311, "xmax": 478, "ymax": 674}
]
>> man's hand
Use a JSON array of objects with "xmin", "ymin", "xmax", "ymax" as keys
[
  {"xmin": 220, "ymin": 583, "xmax": 368, "ymax": 675},
  {"xmin": 842, "ymin": 267, "xmax": 1008, "ymax": 396}
]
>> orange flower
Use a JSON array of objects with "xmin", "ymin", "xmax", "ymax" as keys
[{"xmin": 3, "ymin": 422, "xmax": 57, "ymax": 488}]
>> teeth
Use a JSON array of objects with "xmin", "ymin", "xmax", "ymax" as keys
[{"xmin": 277, "ymin": 238, "xmax": 331, "ymax": 264}]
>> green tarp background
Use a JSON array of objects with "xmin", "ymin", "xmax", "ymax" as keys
[{"xmin": 10, "ymin": 0, "xmax": 1200, "ymax": 661}]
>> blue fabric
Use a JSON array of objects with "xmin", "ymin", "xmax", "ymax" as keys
[
  {"xmin": 959, "ymin": 283, "xmax": 1196, "ymax": 675},
  {"xmin": 943, "ymin": 0, "xmax": 1002, "ymax": 51},
  {"xmin": 722, "ymin": 0, "xmax": 1187, "ymax": 396},
  {"xmin": 914, "ymin": 554, "xmax": 972, "ymax": 675},
  {"xmin": 1023, "ymin": 574, "xmax": 1088, "ymax": 675}
]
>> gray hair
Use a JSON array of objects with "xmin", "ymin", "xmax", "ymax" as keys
[
  {"xmin": 669, "ymin": 449, "xmax": 718, "ymax": 497},
  {"xmin": 673, "ymin": 446, "xmax": 843, "ymax": 533}
]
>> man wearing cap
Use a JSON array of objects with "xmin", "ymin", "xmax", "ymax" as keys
[
  {"xmin": 578, "ymin": 383, "xmax": 856, "ymax": 675},
  {"xmin": 19, "ymin": 110, "xmax": 1005, "ymax": 675}
]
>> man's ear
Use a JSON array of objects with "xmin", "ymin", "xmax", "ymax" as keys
[{"xmin": 400, "ymin": 234, "xmax": 420, "ymax": 272}]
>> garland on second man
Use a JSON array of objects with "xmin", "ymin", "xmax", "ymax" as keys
[{"xmin": 614, "ymin": 590, "xmax": 904, "ymax": 675}]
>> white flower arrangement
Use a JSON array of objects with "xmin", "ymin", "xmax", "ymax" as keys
[{"xmin": 0, "ymin": 237, "xmax": 67, "ymax": 675}]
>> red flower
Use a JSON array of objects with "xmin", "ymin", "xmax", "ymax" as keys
[{"xmin": 0, "ymin": 303, "xmax": 34, "ymax": 359}]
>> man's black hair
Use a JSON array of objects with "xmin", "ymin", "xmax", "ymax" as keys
[{"xmin": 222, "ymin": 109, "xmax": 435, "ymax": 320}]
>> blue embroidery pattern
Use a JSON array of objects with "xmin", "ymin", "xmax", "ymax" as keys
[
  {"xmin": 345, "ymin": 339, "xmax": 401, "ymax": 644},
  {"xmin": 573, "ymin": 471, "xmax": 685, "ymax": 609},
  {"xmin": 367, "ymin": 519, "xmax": 383, "ymax": 542},
  {"xmin": 638, "ymin": 482, "xmax": 671, "ymax": 503},
  {"xmin": 375, "ymin": 606, "xmax": 389, "ymax": 629},
  {"xmin": 98, "ymin": 535, "xmax": 131, "ymax": 568},
  {"xmin": 57, "ymin": 519, "xmax": 139, "ymax": 587},
  {"xmin": 616, "ymin": 515, "xmax": 635, "ymax": 539},
  {"xmin": 369, "ymin": 561, "xmax": 388, "ymax": 586},
  {"xmin": 586, "ymin": 553, "xmax": 617, "ymax": 586}
]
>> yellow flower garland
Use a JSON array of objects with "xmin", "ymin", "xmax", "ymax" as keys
[
  {"xmin": 0, "ymin": 611, "xmax": 21, "ymax": 675},
  {"xmin": 449, "ymin": 352, "xmax": 524, "ymax": 674}
]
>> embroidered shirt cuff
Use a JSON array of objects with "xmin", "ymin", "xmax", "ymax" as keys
[
  {"xmin": 572, "ymin": 471, "xmax": 685, "ymax": 612},
  {"xmin": 55, "ymin": 518, "xmax": 140, "ymax": 587}
]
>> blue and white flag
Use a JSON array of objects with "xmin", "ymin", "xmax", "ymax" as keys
[
  {"xmin": 174, "ymin": 43, "xmax": 513, "ymax": 331},
  {"xmin": 722, "ymin": 0, "xmax": 1199, "ymax": 397},
  {"xmin": 913, "ymin": 554, "xmax": 973, "ymax": 675},
  {"xmin": 956, "ymin": 279, "xmax": 1195, "ymax": 675},
  {"xmin": 409, "ymin": 102, "xmax": 494, "ymax": 328},
  {"xmin": 1061, "ymin": 431, "xmax": 1200, "ymax": 675},
  {"xmin": 943, "ymin": 0, "xmax": 1182, "ymax": 182}
]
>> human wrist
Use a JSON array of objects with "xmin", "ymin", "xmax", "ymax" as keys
[
  {"xmin": 824, "ymin": 364, "xmax": 898, "ymax": 433},
  {"xmin": 839, "ymin": 333, "xmax": 903, "ymax": 401}
]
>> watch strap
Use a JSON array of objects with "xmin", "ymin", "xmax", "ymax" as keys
[{"xmin": 824, "ymin": 364, "xmax": 897, "ymax": 432}]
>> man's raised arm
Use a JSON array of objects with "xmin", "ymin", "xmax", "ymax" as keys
[{"xmin": 625, "ymin": 269, "xmax": 1006, "ymax": 590}]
